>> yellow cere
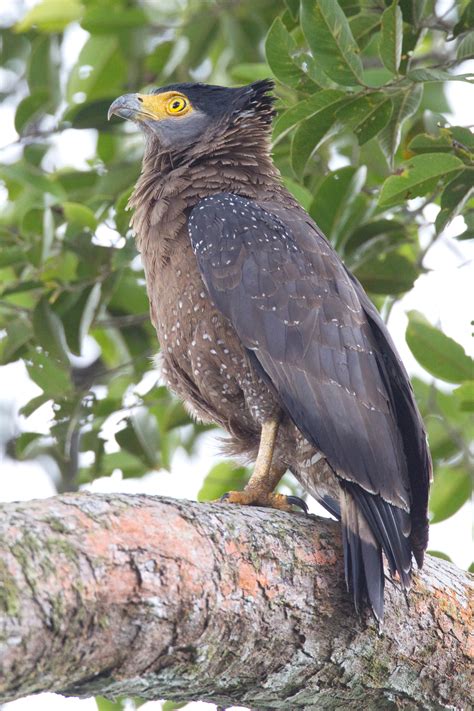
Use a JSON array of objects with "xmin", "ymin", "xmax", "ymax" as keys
[{"xmin": 137, "ymin": 91, "xmax": 192, "ymax": 119}]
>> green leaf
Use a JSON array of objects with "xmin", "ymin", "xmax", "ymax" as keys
[
  {"xmin": 429, "ymin": 466, "xmax": 471, "ymax": 524},
  {"xmin": 336, "ymin": 92, "xmax": 392, "ymax": 145},
  {"xmin": 161, "ymin": 702, "xmax": 187, "ymax": 711},
  {"xmin": 407, "ymin": 68, "xmax": 474, "ymax": 83},
  {"xmin": 0, "ymin": 318, "xmax": 32, "ymax": 364},
  {"xmin": 354, "ymin": 252, "xmax": 419, "ymax": 294},
  {"xmin": 15, "ymin": 90, "xmax": 51, "ymax": 134},
  {"xmin": 67, "ymin": 36, "xmax": 126, "ymax": 103},
  {"xmin": 457, "ymin": 31, "xmax": 474, "ymax": 60},
  {"xmin": 264, "ymin": 19, "xmax": 331, "ymax": 88},
  {"xmin": 42, "ymin": 207, "xmax": 54, "ymax": 264},
  {"xmin": 265, "ymin": 17, "xmax": 304, "ymax": 87},
  {"xmin": 399, "ymin": 0, "xmax": 428, "ymax": 26},
  {"xmin": 95, "ymin": 696, "xmax": 137, "ymax": 711},
  {"xmin": 378, "ymin": 84, "xmax": 423, "ymax": 168},
  {"xmin": 81, "ymin": 7, "xmax": 147, "ymax": 34},
  {"xmin": 453, "ymin": 382, "xmax": 474, "ymax": 412},
  {"xmin": 336, "ymin": 0, "xmax": 360, "ymax": 17},
  {"xmin": 290, "ymin": 96, "xmax": 348, "ymax": 175},
  {"xmin": 457, "ymin": 210, "xmax": 474, "ymax": 240},
  {"xmin": 450, "ymin": 126, "xmax": 474, "ymax": 151},
  {"xmin": 63, "ymin": 202, "xmax": 97, "ymax": 232},
  {"xmin": 28, "ymin": 36, "xmax": 57, "ymax": 93},
  {"xmin": 407, "ymin": 132, "xmax": 453, "ymax": 154},
  {"xmin": 273, "ymin": 89, "xmax": 345, "ymax": 141},
  {"xmin": 302, "ymin": 53, "xmax": 336, "ymax": 88},
  {"xmin": 13, "ymin": 432, "xmax": 46, "ymax": 460},
  {"xmin": 379, "ymin": 2, "xmax": 403, "ymax": 75},
  {"xmin": 378, "ymin": 154, "xmax": 464, "ymax": 208},
  {"xmin": 97, "ymin": 132, "xmax": 117, "ymax": 163},
  {"xmin": 115, "ymin": 409, "xmax": 160, "ymax": 470},
  {"xmin": 309, "ymin": 166, "xmax": 366, "ymax": 244},
  {"xmin": 0, "ymin": 163, "xmax": 66, "ymax": 201},
  {"xmin": 283, "ymin": 177, "xmax": 313, "ymax": 210},
  {"xmin": 284, "ymin": 0, "xmax": 299, "ymax": 19},
  {"xmin": 344, "ymin": 218, "xmax": 407, "ymax": 256},
  {"xmin": 300, "ymin": 0, "xmax": 364, "ymax": 86},
  {"xmin": 95, "ymin": 696, "xmax": 121, "ymax": 711},
  {"xmin": 55, "ymin": 170, "xmax": 99, "ymax": 199},
  {"xmin": 436, "ymin": 169, "xmax": 474, "ymax": 232},
  {"xmin": 406, "ymin": 311, "xmax": 474, "ymax": 383},
  {"xmin": 145, "ymin": 41, "xmax": 174, "ymax": 76},
  {"xmin": 32, "ymin": 297, "xmax": 70, "ymax": 366},
  {"xmin": 453, "ymin": 0, "xmax": 474, "ymax": 37},
  {"xmin": 349, "ymin": 13, "xmax": 381, "ymax": 50},
  {"xmin": 159, "ymin": 400, "xmax": 192, "ymax": 432},
  {"xmin": 440, "ymin": 168, "xmax": 474, "ymax": 208},
  {"xmin": 424, "ymin": 416, "xmax": 459, "ymax": 462},
  {"xmin": 108, "ymin": 271, "xmax": 149, "ymax": 316},
  {"xmin": 114, "ymin": 187, "xmax": 134, "ymax": 235},
  {"xmin": 231, "ymin": 63, "xmax": 273, "ymax": 83},
  {"xmin": 64, "ymin": 284, "xmax": 102, "ymax": 355},
  {"xmin": 14, "ymin": 0, "xmax": 82, "ymax": 33},
  {"xmin": 84, "ymin": 450, "xmax": 143, "ymax": 479},
  {"xmin": 25, "ymin": 348, "xmax": 72, "ymax": 398},
  {"xmin": 198, "ymin": 461, "xmax": 249, "ymax": 502},
  {"xmin": 19, "ymin": 393, "xmax": 51, "ymax": 418},
  {"xmin": 65, "ymin": 99, "xmax": 115, "ymax": 130},
  {"xmin": 0, "ymin": 247, "xmax": 29, "ymax": 269}
]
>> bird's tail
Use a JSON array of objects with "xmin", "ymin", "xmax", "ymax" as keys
[{"xmin": 340, "ymin": 483, "xmax": 413, "ymax": 621}]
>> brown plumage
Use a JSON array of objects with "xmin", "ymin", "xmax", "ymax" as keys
[{"xmin": 108, "ymin": 80, "xmax": 431, "ymax": 619}]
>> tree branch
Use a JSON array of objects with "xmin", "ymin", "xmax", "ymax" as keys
[{"xmin": 0, "ymin": 494, "xmax": 471, "ymax": 709}]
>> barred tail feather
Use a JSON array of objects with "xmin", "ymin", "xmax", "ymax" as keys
[
  {"xmin": 341, "ymin": 488, "xmax": 384, "ymax": 620},
  {"xmin": 340, "ymin": 483, "xmax": 413, "ymax": 619}
]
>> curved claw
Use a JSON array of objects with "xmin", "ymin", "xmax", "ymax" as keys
[
  {"xmin": 218, "ymin": 490, "xmax": 308, "ymax": 515},
  {"xmin": 286, "ymin": 495, "xmax": 309, "ymax": 514}
]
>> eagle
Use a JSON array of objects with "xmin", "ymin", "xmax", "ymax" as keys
[{"xmin": 108, "ymin": 80, "xmax": 431, "ymax": 619}]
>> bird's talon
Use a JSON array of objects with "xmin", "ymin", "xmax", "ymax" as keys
[
  {"xmin": 217, "ymin": 490, "xmax": 252, "ymax": 506},
  {"xmin": 217, "ymin": 490, "xmax": 306, "ymax": 514},
  {"xmin": 285, "ymin": 495, "xmax": 309, "ymax": 514}
]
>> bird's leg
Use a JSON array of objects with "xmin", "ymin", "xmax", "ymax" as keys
[{"xmin": 221, "ymin": 419, "xmax": 307, "ymax": 513}]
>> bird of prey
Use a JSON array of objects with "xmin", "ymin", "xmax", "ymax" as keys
[{"xmin": 108, "ymin": 80, "xmax": 431, "ymax": 619}]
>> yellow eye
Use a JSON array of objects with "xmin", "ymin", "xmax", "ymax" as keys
[{"xmin": 166, "ymin": 96, "xmax": 188, "ymax": 115}]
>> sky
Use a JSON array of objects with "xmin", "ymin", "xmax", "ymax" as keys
[{"xmin": 0, "ymin": 6, "xmax": 473, "ymax": 711}]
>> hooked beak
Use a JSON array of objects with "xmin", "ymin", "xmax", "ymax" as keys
[{"xmin": 107, "ymin": 94, "xmax": 143, "ymax": 121}]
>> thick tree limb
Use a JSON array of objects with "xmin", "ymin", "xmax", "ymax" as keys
[{"xmin": 0, "ymin": 494, "xmax": 471, "ymax": 709}]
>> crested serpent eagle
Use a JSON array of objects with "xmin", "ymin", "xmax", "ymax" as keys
[{"xmin": 108, "ymin": 80, "xmax": 431, "ymax": 619}]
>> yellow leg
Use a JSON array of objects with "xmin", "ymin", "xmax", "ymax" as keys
[
  {"xmin": 246, "ymin": 418, "xmax": 282, "ymax": 494},
  {"xmin": 221, "ymin": 419, "xmax": 306, "ymax": 513}
]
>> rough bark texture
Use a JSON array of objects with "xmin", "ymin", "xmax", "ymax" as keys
[{"xmin": 0, "ymin": 494, "xmax": 471, "ymax": 710}]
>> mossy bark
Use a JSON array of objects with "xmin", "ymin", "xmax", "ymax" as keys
[{"xmin": 0, "ymin": 494, "xmax": 471, "ymax": 709}]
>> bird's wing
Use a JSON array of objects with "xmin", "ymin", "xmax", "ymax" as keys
[{"xmin": 189, "ymin": 192, "xmax": 430, "ymax": 615}]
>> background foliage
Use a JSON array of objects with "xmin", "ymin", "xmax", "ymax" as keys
[{"xmin": 1, "ymin": 0, "xmax": 473, "ymax": 572}]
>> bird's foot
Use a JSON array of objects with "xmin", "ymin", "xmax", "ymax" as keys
[{"xmin": 220, "ymin": 489, "xmax": 308, "ymax": 514}]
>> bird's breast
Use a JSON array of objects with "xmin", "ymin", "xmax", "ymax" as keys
[{"xmin": 142, "ymin": 230, "xmax": 279, "ymax": 430}]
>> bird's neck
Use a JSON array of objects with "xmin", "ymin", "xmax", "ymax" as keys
[
  {"xmin": 130, "ymin": 131, "xmax": 280, "ymax": 225},
  {"xmin": 140, "ymin": 133, "xmax": 280, "ymax": 197},
  {"xmin": 129, "ymin": 126, "xmax": 282, "ymax": 260}
]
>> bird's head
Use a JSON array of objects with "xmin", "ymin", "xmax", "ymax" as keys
[{"xmin": 108, "ymin": 80, "xmax": 275, "ymax": 152}]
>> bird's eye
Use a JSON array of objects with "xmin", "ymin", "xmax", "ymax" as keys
[{"xmin": 167, "ymin": 96, "xmax": 188, "ymax": 115}]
